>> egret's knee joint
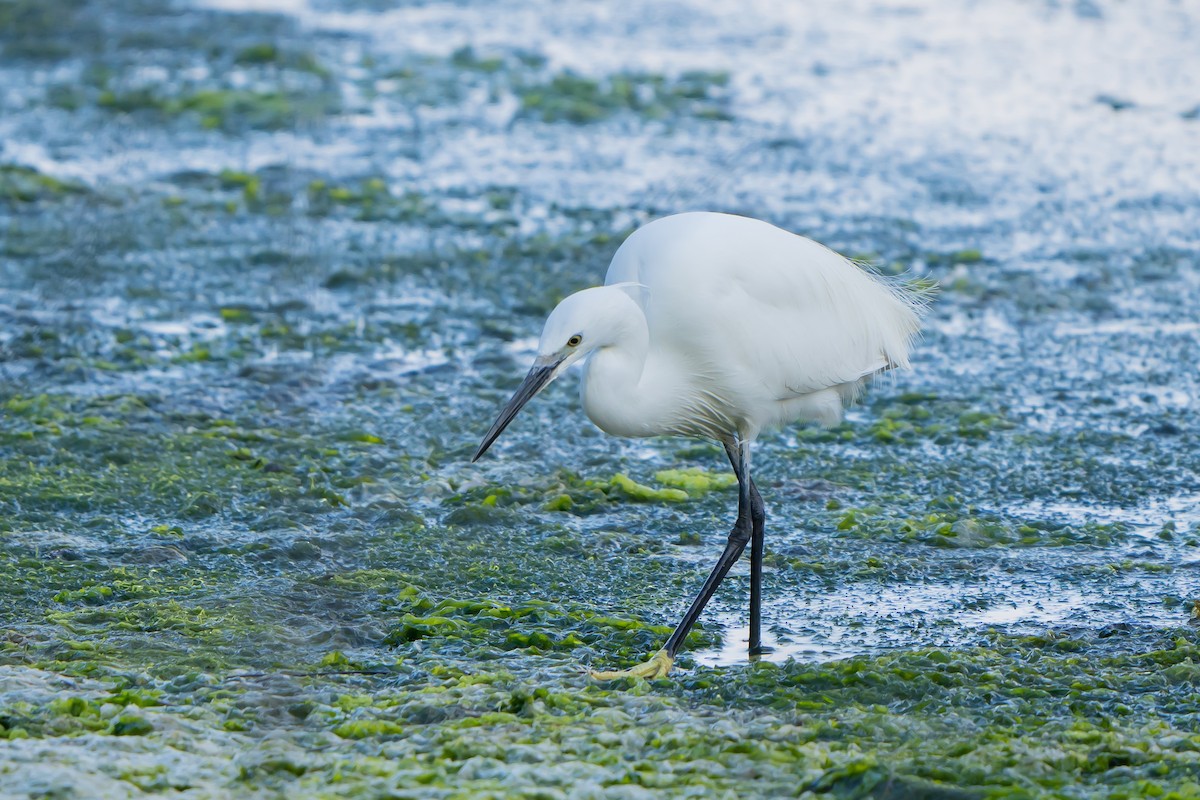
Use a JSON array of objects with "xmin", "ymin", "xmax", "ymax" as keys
[{"xmin": 727, "ymin": 525, "xmax": 752, "ymax": 547}]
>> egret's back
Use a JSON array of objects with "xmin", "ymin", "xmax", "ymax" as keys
[{"xmin": 604, "ymin": 212, "xmax": 927, "ymax": 435}]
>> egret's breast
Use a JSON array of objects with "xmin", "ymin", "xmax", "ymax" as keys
[
  {"xmin": 580, "ymin": 349, "xmax": 712, "ymax": 440},
  {"xmin": 580, "ymin": 377, "xmax": 655, "ymax": 438}
]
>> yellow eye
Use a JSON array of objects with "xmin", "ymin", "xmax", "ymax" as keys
[{"xmin": 567, "ymin": 334, "xmax": 583, "ymax": 347}]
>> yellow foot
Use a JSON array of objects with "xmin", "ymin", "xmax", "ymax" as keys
[{"xmin": 589, "ymin": 648, "xmax": 674, "ymax": 681}]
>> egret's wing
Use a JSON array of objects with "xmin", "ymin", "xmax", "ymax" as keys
[{"xmin": 607, "ymin": 213, "xmax": 924, "ymax": 400}]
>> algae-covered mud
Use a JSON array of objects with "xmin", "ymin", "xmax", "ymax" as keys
[{"xmin": 3, "ymin": 0, "xmax": 1200, "ymax": 797}]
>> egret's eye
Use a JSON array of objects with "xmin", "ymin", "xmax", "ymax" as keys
[{"xmin": 567, "ymin": 334, "xmax": 583, "ymax": 347}]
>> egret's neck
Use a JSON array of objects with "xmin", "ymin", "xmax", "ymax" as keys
[{"xmin": 580, "ymin": 296, "xmax": 675, "ymax": 438}]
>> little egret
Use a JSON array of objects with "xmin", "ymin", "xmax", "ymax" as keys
[{"xmin": 473, "ymin": 211, "xmax": 929, "ymax": 679}]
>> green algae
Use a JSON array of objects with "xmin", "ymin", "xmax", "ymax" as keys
[
  {"xmin": 366, "ymin": 45, "xmax": 733, "ymax": 126},
  {"xmin": 234, "ymin": 43, "xmax": 328, "ymax": 77},
  {"xmin": 96, "ymin": 86, "xmax": 339, "ymax": 131},
  {"xmin": 380, "ymin": 593, "xmax": 706, "ymax": 659},
  {"xmin": 0, "ymin": 164, "xmax": 88, "ymax": 203},
  {"xmin": 21, "ymin": 2, "xmax": 335, "ymax": 133},
  {"xmin": 828, "ymin": 502, "xmax": 1129, "ymax": 549},
  {"xmin": 0, "ymin": 1, "xmax": 1197, "ymax": 796},
  {"xmin": 675, "ymin": 631, "xmax": 1200, "ymax": 797},
  {"xmin": 0, "ymin": 0, "xmax": 89, "ymax": 61},
  {"xmin": 9, "ymin": 628, "xmax": 1194, "ymax": 796},
  {"xmin": 447, "ymin": 466, "xmax": 734, "ymax": 517},
  {"xmin": 449, "ymin": 45, "xmax": 505, "ymax": 74},
  {"xmin": 446, "ymin": 469, "xmax": 616, "ymax": 517},
  {"xmin": 517, "ymin": 70, "xmax": 732, "ymax": 124},
  {"xmin": 926, "ymin": 248, "xmax": 985, "ymax": 266},
  {"xmin": 307, "ymin": 177, "xmax": 433, "ymax": 222},
  {"xmin": 163, "ymin": 166, "xmax": 445, "ymax": 224},
  {"xmin": 654, "ymin": 467, "xmax": 737, "ymax": 495},
  {"xmin": 610, "ymin": 473, "xmax": 690, "ymax": 503},
  {"xmin": 2, "ymin": 416, "xmax": 1197, "ymax": 794},
  {"xmin": 0, "ymin": 392, "xmax": 363, "ymax": 525},
  {"xmin": 334, "ymin": 718, "xmax": 405, "ymax": 738},
  {"xmin": 793, "ymin": 393, "xmax": 1015, "ymax": 447},
  {"xmin": 181, "ymin": 88, "xmax": 337, "ymax": 131},
  {"xmin": 109, "ymin": 714, "xmax": 154, "ymax": 736}
]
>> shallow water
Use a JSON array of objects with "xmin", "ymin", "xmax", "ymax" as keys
[{"xmin": 2, "ymin": 0, "xmax": 1199, "ymax": 797}]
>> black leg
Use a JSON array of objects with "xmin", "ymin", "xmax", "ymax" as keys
[
  {"xmin": 591, "ymin": 439, "xmax": 766, "ymax": 679},
  {"xmin": 661, "ymin": 439, "xmax": 754, "ymax": 658},
  {"xmin": 747, "ymin": 477, "xmax": 767, "ymax": 654},
  {"xmin": 724, "ymin": 441, "xmax": 767, "ymax": 655},
  {"xmin": 662, "ymin": 521, "xmax": 750, "ymax": 657}
]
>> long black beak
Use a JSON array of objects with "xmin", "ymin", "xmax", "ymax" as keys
[{"xmin": 472, "ymin": 358, "xmax": 562, "ymax": 462}]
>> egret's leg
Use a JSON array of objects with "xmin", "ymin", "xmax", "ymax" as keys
[
  {"xmin": 591, "ymin": 439, "xmax": 754, "ymax": 681},
  {"xmin": 725, "ymin": 441, "xmax": 767, "ymax": 654},
  {"xmin": 746, "ymin": 472, "xmax": 767, "ymax": 654},
  {"xmin": 590, "ymin": 525, "xmax": 749, "ymax": 680}
]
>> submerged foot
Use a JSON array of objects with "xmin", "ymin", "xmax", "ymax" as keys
[{"xmin": 589, "ymin": 648, "xmax": 674, "ymax": 681}]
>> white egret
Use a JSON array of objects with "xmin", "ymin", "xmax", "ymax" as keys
[{"xmin": 473, "ymin": 211, "xmax": 930, "ymax": 679}]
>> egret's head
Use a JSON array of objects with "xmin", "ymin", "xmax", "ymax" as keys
[
  {"xmin": 472, "ymin": 286, "xmax": 638, "ymax": 462},
  {"xmin": 536, "ymin": 285, "xmax": 627, "ymax": 368}
]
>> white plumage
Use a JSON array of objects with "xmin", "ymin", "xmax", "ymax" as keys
[
  {"xmin": 571, "ymin": 212, "xmax": 924, "ymax": 441},
  {"xmin": 474, "ymin": 210, "xmax": 930, "ymax": 679}
]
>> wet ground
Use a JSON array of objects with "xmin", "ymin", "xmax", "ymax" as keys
[{"xmin": 2, "ymin": 0, "xmax": 1200, "ymax": 797}]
